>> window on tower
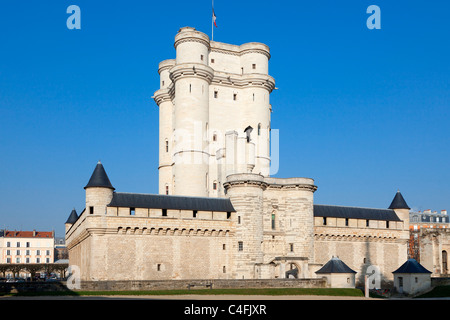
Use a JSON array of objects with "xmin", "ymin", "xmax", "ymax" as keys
[{"xmin": 214, "ymin": 91, "xmax": 218, "ymax": 98}]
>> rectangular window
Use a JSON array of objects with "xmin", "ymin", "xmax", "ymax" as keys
[
  {"xmin": 26, "ymin": 250, "xmax": 30, "ymax": 256},
  {"xmin": 386, "ymin": 221, "xmax": 389, "ymax": 228},
  {"xmin": 193, "ymin": 210, "xmax": 197, "ymax": 218},
  {"xmin": 366, "ymin": 219, "xmax": 370, "ymax": 227},
  {"xmin": 165, "ymin": 140, "xmax": 169, "ymax": 152},
  {"xmin": 213, "ymin": 182, "xmax": 217, "ymax": 190},
  {"xmin": 130, "ymin": 208, "xmax": 135, "ymax": 216},
  {"xmin": 223, "ymin": 244, "xmax": 226, "ymax": 250},
  {"xmin": 36, "ymin": 250, "xmax": 41, "ymax": 256},
  {"xmin": 36, "ymin": 258, "xmax": 40, "ymax": 263},
  {"xmin": 16, "ymin": 258, "xmax": 20, "ymax": 263},
  {"xmin": 162, "ymin": 209, "xmax": 167, "ymax": 217},
  {"xmin": 6, "ymin": 242, "xmax": 10, "ymax": 247},
  {"xmin": 233, "ymin": 93, "xmax": 237, "ymax": 101},
  {"xmin": 227, "ymin": 212, "xmax": 231, "ymax": 219},
  {"xmin": 238, "ymin": 241, "xmax": 243, "ymax": 252},
  {"xmin": 157, "ymin": 264, "xmax": 161, "ymax": 271},
  {"xmin": 345, "ymin": 218, "xmax": 349, "ymax": 226},
  {"xmin": 214, "ymin": 91, "xmax": 218, "ymax": 98},
  {"xmin": 26, "ymin": 242, "xmax": 30, "ymax": 248},
  {"xmin": 16, "ymin": 250, "xmax": 20, "ymax": 255},
  {"xmin": 211, "ymin": 58, "xmax": 215, "ymax": 63},
  {"xmin": 6, "ymin": 258, "xmax": 11, "ymax": 264},
  {"xmin": 252, "ymin": 63, "xmax": 256, "ymax": 69},
  {"xmin": 46, "ymin": 250, "xmax": 50, "ymax": 256},
  {"xmin": 16, "ymin": 242, "xmax": 20, "ymax": 247},
  {"xmin": 89, "ymin": 206, "xmax": 94, "ymax": 214},
  {"xmin": 238, "ymin": 216, "xmax": 241, "ymax": 224},
  {"xmin": 290, "ymin": 243, "xmax": 294, "ymax": 252},
  {"xmin": 6, "ymin": 250, "xmax": 10, "ymax": 256},
  {"xmin": 323, "ymin": 217, "xmax": 327, "ymax": 225},
  {"xmin": 162, "ymin": 80, "xmax": 165, "ymax": 86},
  {"xmin": 46, "ymin": 258, "xmax": 50, "ymax": 263},
  {"xmin": 26, "ymin": 258, "xmax": 30, "ymax": 263},
  {"xmin": 200, "ymin": 55, "xmax": 204, "ymax": 61}
]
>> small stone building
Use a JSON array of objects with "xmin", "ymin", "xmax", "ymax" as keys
[
  {"xmin": 392, "ymin": 258, "xmax": 431, "ymax": 295},
  {"xmin": 315, "ymin": 257, "xmax": 357, "ymax": 288}
]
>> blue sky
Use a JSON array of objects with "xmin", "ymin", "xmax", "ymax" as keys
[{"xmin": 0, "ymin": 0, "xmax": 449, "ymax": 237}]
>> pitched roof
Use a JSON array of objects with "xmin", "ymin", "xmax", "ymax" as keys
[
  {"xmin": 108, "ymin": 192, "xmax": 236, "ymax": 212},
  {"xmin": 2, "ymin": 230, "xmax": 53, "ymax": 238},
  {"xmin": 84, "ymin": 161, "xmax": 115, "ymax": 190},
  {"xmin": 315, "ymin": 257, "xmax": 357, "ymax": 274},
  {"xmin": 388, "ymin": 191, "xmax": 410, "ymax": 210},
  {"xmin": 314, "ymin": 205, "xmax": 401, "ymax": 221},
  {"xmin": 65, "ymin": 208, "xmax": 79, "ymax": 224},
  {"xmin": 392, "ymin": 259, "xmax": 432, "ymax": 274}
]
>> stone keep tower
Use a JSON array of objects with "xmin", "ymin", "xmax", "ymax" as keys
[{"xmin": 153, "ymin": 27, "xmax": 275, "ymax": 198}]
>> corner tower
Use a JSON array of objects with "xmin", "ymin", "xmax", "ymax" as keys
[
  {"xmin": 389, "ymin": 190, "xmax": 411, "ymax": 230},
  {"xmin": 84, "ymin": 161, "xmax": 115, "ymax": 216}
]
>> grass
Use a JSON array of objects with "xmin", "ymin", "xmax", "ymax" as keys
[
  {"xmin": 415, "ymin": 286, "xmax": 450, "ymax": 298},
  {"xmin": 1, "ymin": 287, "xmax": 365, "ymax": 297}
]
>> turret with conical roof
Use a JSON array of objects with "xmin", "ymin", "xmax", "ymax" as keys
[
  {"xmin": 65, "ymin": 208, "xmax": 78, "ymax": 234},
  {"xmin": 85, "ymin": 161, "xmax": 114, "ymax": 216},
  {"xmin": 388, "ymin": 190, "xmax": 410, "ymax": 231}
]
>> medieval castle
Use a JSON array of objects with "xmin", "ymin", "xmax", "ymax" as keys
[{"xmin": 65, "ymin": 27, "xmax": 411, "ymax": 286}]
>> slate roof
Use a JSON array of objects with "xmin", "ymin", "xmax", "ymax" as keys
[
  {"xmin": 107, "ymin": 192, "xmax": 236, "ymax": 212},
  {"xmin": 84, "ymin": 161, "xmax": 115, "ymax": 190},
  {"xmin": 388, "ymin": 191, "xmax": 410, "ymax": 210},
  {"xmin": 315, "ymin": 257, "xmax": 357, "ymax": 274},
  {"xmin": 392, "ymin": 259, "xmax": 432, "ymax": 274},
  {"xmin": 65, "ymin": 208, "xmax": 78, "ymax": 224},
  {"xmin": 314, "ymin": 205, "xmax": 401, "ymax": 221}
]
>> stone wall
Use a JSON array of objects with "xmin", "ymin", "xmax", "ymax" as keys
[{"xmin": 78, "ymin": 278, "xmax": 327, "ymax": 291}]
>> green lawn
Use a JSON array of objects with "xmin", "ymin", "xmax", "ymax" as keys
[
  {"xmin": 2, "ymin": 287, "xmax": 365, "ymax": 297},
  {"xmin": 415, "ymin": 286, "xmax": 450, "ymax": 298}
]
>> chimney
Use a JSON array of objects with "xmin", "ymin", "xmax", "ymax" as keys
[
  {"xmin": 442, "ymin": 210, "xmax": 447, "ymax": 215},
  {"xmin": 33, "ymin": 229, "xmax": 36, "ymax": 237}
]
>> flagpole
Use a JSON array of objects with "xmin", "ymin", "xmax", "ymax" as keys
[{"xmin": 211, "ymin": 0, "xmax": 214, "ymax": 41}]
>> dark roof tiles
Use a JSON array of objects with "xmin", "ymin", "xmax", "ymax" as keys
[
  {"xmin": 65, "ymin": 208, "xmax": 79, "ymax": 224},
  {"xmin": 84, "ymin": 161, "xmax": 115, "ymax": 190},
  {"xmin": 388, "ymin": 191, "xmax": 410, "ymax": 210},
  {"xmin": 314, "ymin": 204, "xmax": 401, "ymax": 221},
  {"xmin": 315, "ymin": 257, "xmax": 357, "ymax": 274},
  {"xmin": 108, "ymin": 192, "xmax": 236, "ymax": 212},
  {"xmin": 392, "ymin": 259, "xmax": 432, "ymax": 274}
]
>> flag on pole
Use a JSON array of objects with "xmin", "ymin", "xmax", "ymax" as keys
[{"xmin": 213, "ymin": 8, "xmax": 217, "ymax": 27}]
